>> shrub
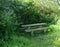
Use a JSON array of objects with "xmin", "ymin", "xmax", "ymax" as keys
[{"xmin": 0, "ymin": 0, "xmax": 59, "ymax": 41}]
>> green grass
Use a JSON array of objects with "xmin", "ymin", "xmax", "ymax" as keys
[
  {"xmin": 2, "ymin": 19, "xmax": 60, "ymax": 47},
  {"xmin": 3, "ymin": 27, "xmax": 60, "ymax": 47}
]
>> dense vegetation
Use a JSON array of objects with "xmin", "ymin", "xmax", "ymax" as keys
[{"xmin": 0, "ymin": 0, "xmax": 60, "ymax": 47}]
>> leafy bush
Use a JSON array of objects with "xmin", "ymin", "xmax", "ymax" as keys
[
  {"xmin": 0, "ymin": 0, "xmax": 59, "ymax": 41},
  {"xmin": 11, "ymin": 0, "xmax": 58, "ymax": 24},
  {"xmin": 0, "ymin": 1, "xmax": 18, "ymax": 40}
]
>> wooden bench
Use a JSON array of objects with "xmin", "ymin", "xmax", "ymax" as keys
[{"xmin": 21, "ymin": 23, "xmax": 48, "ymax": 36}]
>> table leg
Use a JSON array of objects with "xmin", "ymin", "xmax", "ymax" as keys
[{"xmin": 31, "ymin": 31, "xmax": 34, "ymax": 36}]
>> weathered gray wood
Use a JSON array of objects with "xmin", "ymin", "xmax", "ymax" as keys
[
  {"xmin": 25, "ymin": 27, "xmax": 48, "ymax": 32},
  {"xmin": 22, "ymin": 23, "xmax": 47, "ymax": 27},
  {"xmin": 21, "ymin": 23, "xmax": 47, "ymax": 36},
  {"xmin": 28, "ymin": 27, "xmax": 31, "ymax": 29},
  {"xmin": 31, "ymin": 31, "xmax": 34, "ymax": 36}
]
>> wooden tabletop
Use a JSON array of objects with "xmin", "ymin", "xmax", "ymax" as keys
[{"xmin": 22, "ymin": 23, "xmax": 47, "ymax": 27}]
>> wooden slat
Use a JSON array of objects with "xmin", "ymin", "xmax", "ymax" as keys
[
  {"xmin": 22, "ymin": 23, "xmax": 47, "ymax": 27},
  {"xmin": 25, "ymin": 27, "xmax": 48, "ymax": 32}
]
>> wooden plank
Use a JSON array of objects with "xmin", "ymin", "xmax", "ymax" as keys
[
  {"xmin": 25, "ymin": 27, "xmax": 48, "ymax": 32},
  {"xmin": 22, "ymin": 23, "xmax": 47, "ymax": 27}
]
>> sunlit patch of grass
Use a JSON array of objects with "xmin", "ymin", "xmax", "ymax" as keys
[
  {"xmin": 53, "ymin": 37, "xmax": 60, "ymax": 46},
  {"xmin": 57, "ymin": 19, "xmax": 60, "ymax": 26},
  {"xmin": 52, "ymin": 19, "xmax": 60, "ymax": 47}
]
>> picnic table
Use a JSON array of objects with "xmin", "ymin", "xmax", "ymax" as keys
[{"xmin": 21, "ymin": 23, "xmax": 48, "ymax": 36}]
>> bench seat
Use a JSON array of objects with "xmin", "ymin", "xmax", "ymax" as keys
[
  {"xmin": 25, "ymin": 27, "xmax": 48, "ymax": 32},
  {"xmin": 21, "ymin": 23, "xmax": 48, "ymax": 36}
]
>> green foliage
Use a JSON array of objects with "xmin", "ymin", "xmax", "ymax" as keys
[
  {"xmin": 0, "ymin": 1, "xmax": 18, "ymax": 40},
  {"xmin": 11, "ymin": 0, "xmax": 58, "ymax": 24},
  {"xmin": 0, "ymin": 0, "xmax": 59, "ymax": 47}
]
